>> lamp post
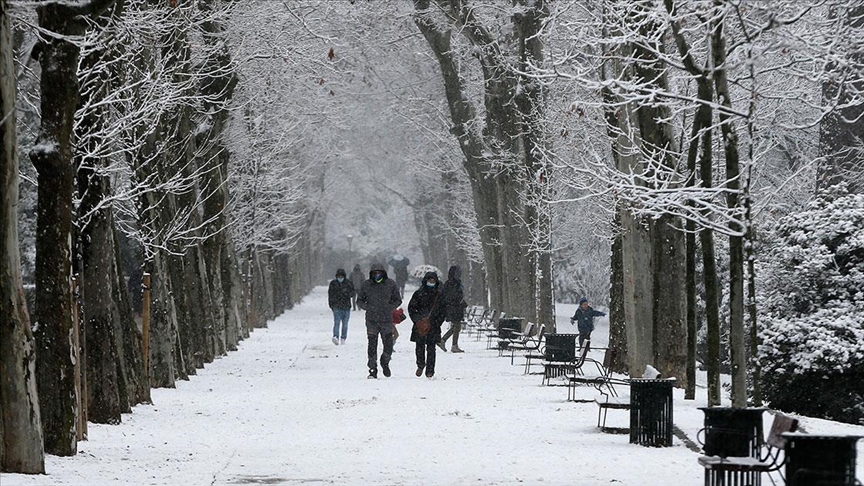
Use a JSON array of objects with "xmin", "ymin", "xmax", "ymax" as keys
[{"xmin": 346, "ymin": 234, "xmax": 354, "ymax": 253}]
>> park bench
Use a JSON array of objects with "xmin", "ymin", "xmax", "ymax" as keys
[
  {"xmin": 698, "ymin": 412, "xmax": 799, "ymax": 486},
  {"xmin": 475, "ymin": 309, "xmax": 502, "ymax": 342},
  {"xmin": 565, "ymin": 351, "xmax": 658, "ymax": 432},
  {"xmin": 487, "ymin": 316, "xmax": 522, "ymax": 350},
  {"xmin": 497, "ymin": 321, "xmax": 535, "ymax": 358},
  {"xmin": 462, "ymin": 306, "xmax": 486, "ymax": 336},
  {"xmin": 566, "ymin": 347, "xmax": 626, "ymax": 401},
  {"xmin": 505, "ymin": 323, "xmax": 546, "ymax": 366},
  {"xmin": 542, "ymin": 338, "xmax": 589, "ymax": 386}
]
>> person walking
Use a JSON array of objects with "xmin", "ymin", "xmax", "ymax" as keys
[
  {"xmin": 388, "ymin": 255, "xmax": 410, "ymax": 298},
  {"xmin": 437, "ymin": 265, "xmax": 467, "ymax": 353},
  {"xmin": 570, "ymin": 297, "xmax": 606, "ymax": 352},
  {"xmin": 328, "ymin": 268, "xmax": 355, "ymax": 345},
  {"xmin": 356, "ymin": 262, "xmax": 402, "ymax": 379},
  {"xmin": 350, "ymin": 264, "xmax": 364, "ymax": 310},
  {"xmin": 408, "ymin": 271, "xmax": 443, "ymax": 378}
]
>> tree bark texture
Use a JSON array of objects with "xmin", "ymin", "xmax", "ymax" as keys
[
  {"xmin": 198, "ymin": 0, "xmax": 242, "ymax": 352},
  {"xmin": 30, "ymin": 3, "xmax": 85, "ymax": 457},
  {"xmin": 608, "ymin": 215, "xmax": 629, "ymax": 374},
  {"xmin": 1, "ymin": 0, "xmax": 45, "ymax": 470},
  {"xmin": 631, "ymin": 1, "xmax": 689, "ymax": 389},
  {"xmin": 712, "ymin": 8, "xmax": 748, "ymax": 407},
  {"xmin": 76, "ymin": 4, "xmax": 136, "ymax": 421}
]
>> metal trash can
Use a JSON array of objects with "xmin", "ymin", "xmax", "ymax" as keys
[
  {"xmin": 497, "ymin": 317, "xmax": 523, "ymax": 341},
  {"xmin": 783, "ymin": 434, "xmax": 863, "ymax": 486},
  {"xmin": 629, "ymin": 378, "xmax": 675, "ymax": 447},
  {"xmin": 699, "ymin": 407, "xmax": 766, "ymax": 458},
  {"xmin": 544, "ymin": 333, "xmax": 578, "ymax": 362}
]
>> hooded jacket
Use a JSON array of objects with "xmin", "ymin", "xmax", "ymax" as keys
[
  {"xmin": 356, "ymin": 262, "xmax": 402, "ymax": 323},
  {"xmin": 328, "ymin": 269, "xmax": 355, "ymax": 309},
  {"xmin": 571, "ymin": 301, "xmax": 606, "ymax": 333},
  {"xmin": 439, "ymin": 265, "xmax": 466, "ymax": 323},
  {"xmin": 408, "ymin": 271, "xmax": 444, "ymax": 343}
]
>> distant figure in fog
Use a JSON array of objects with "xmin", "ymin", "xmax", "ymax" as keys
[
  {"xmin": 350, "ymin": 264, "xmax": 364, "ymax": 310},
  {"xmin": 127, "ymin": 266, "xmax": 143, "ymax": 315},
  {"xmin": 357, "ymin": 262, "xmax": 402, "ymax": 379},
  {"xmin": 570, "ymin": 297, "xmax": 605, "ymax": 352},
  {"xmin": 388, "ymin": 255, "xmax": 410, "ymax": 298},
  {"xmin": 328, "ymin": 269, "xmax": 355, "ymax": 345}
]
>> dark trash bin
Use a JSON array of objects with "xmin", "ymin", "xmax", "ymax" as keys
[
  {"xmin": 629, "ymin": 378, "xmax": 675, "ymax": 447},
  {"xmin": 544, "ymin": 333, "xmax": 578, "ymax": 362},
  {"xmin": 783, "ymin": 434, "xmax": 862, "ymax": 486},
  {"xmin": 699, "ymin": 407, "xmax": 767, "ymax": 458}
]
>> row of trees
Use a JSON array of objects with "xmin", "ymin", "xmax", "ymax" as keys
[
  {"xmin": 2, "ymin": 0, "xmax": 862, "ymax": 474},
  {"xmin": 403, "ymin": 0, "xmax": 862, "ymax": 413},
  {"xmin": 1, "ymin": 0, "xmax": 324, "ymax": 473}
]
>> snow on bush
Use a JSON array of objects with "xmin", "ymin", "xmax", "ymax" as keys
[{"xmin": 758, "ymin": 185, "xmax": 864, "ymax": 423}]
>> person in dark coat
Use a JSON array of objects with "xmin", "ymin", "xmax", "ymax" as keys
[
  {"xmin": 356, "ymin": 262, "xmax": 402, "ymax": 379},
  {"xmin": 328, "ymin": 268, "xmax": 355, "ymax": 345},
  {"xmin": 408, "ymin": 271, "xmax": 444, "ymax": 378},
  {"xmin": 350, "ymin": 264, "xmax": 364, "ymax": 310},
  {"xmin": 437, "ymin": 265, "xmax": 467, "ymax": 353},
  {"xmin": 570, "ymin": 297, "xmax": 606, "ymax": 352},
  {"xmin": 388, "ymin": 255, "xmax": 410, "ymax": 298}
]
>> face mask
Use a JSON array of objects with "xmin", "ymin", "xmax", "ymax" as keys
[
  {"xmin": 337, "ymin": 277, "xmax": 344, "ymax": 283},
  {"xmin": 426, "ymin": 281, "xmax": 436, "ymax": 288}
]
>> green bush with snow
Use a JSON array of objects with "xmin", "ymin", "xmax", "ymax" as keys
[{"xmin": 758, "ymin": 186, "xmax": 864, "ymax": 424}]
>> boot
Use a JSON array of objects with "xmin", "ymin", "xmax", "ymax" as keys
[{"xmin": 450, "ymin": 323, "xmax": 464, "ymax": 353}]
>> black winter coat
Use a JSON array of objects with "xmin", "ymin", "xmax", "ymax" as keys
[
  {"xmin": 328, "ymin": 279, "xmax": 355, "ymax": 310},
  {"xmin": 357, "ymin": 263, "xmax": 402, "ymax": 323},
  {"xmin": 439, "ymin": 265, "xmax": 466, "ymax": 323},
  {"xmin": 408, "ymin": 272, "xmax": 444, "ymax": 343}
]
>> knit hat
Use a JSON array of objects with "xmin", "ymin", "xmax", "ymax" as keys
[
  {"xmin": 579, "ymin": 297, "xmax": 588, "ymax": 305},
  {"xmin": 336, "ymin": 268, "xmax": 346, "ymax": 277}
]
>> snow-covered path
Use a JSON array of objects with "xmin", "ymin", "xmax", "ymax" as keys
[{"xmin": 4, "ymin": 286, "xmax": 862, "ymax": 486}]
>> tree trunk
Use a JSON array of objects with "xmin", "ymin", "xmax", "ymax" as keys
[
  {"xmin": 414, "ymin": 0, "xmax": 552, "ymax": 323},
  {"xmin": 76, "ymin": 4, "xmax": 131, "ymax": 421},
  {"xmin": 198, "ymin": 0, "xmax": 241, "ymax": 350},
  {"xmin": 712, "ymin": 9, "xmax": 748, "ymax": 407},
  {"xmin": 601, "ymin": 22, "xmax": 629, "ymax": 373},
  {"xmin": 78, "ymin": 170, "xmax": 123, "ymax": 424},
  {"xmin": 30, "ymin": 2, "xmax": 85, "ymax": 457},
  {"xmin": 818, "ymin": 5, "xmax": 864, "ymax": 194},
  {"xmin": 1, "ymin": 0, "xmax": 45, "ymax": 469},
  {"xmin": 608, "ymin": 214, "xmax": 629, "ymax": 374},
  {"xmin": 112, "ymin": 226, "xmax": 148, "ymax": 404},
  {"xmin": 664, "ymin": 0, "xmax": 723, "ymax": 402},
  {"xmin": 146, "ymin": 252, "xmax": 183, "ymax": 387}
]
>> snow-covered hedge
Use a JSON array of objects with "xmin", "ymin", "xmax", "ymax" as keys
[{"xmin": 758, "ymin": 186, "xmax": 864, "ymax": 424}]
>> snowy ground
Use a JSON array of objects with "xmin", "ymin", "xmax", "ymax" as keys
[{"xmin": 4, "ymin": 286, "xmax": 863, "ymax": 486}]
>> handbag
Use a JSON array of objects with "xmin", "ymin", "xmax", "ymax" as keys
[
  {"xmin": 416, "ymin": 316, "xmax": 432, "ymax": 337},
  {"xmin": 415, "ymin": 293, "xmax": 439, "ymax": 337}
]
